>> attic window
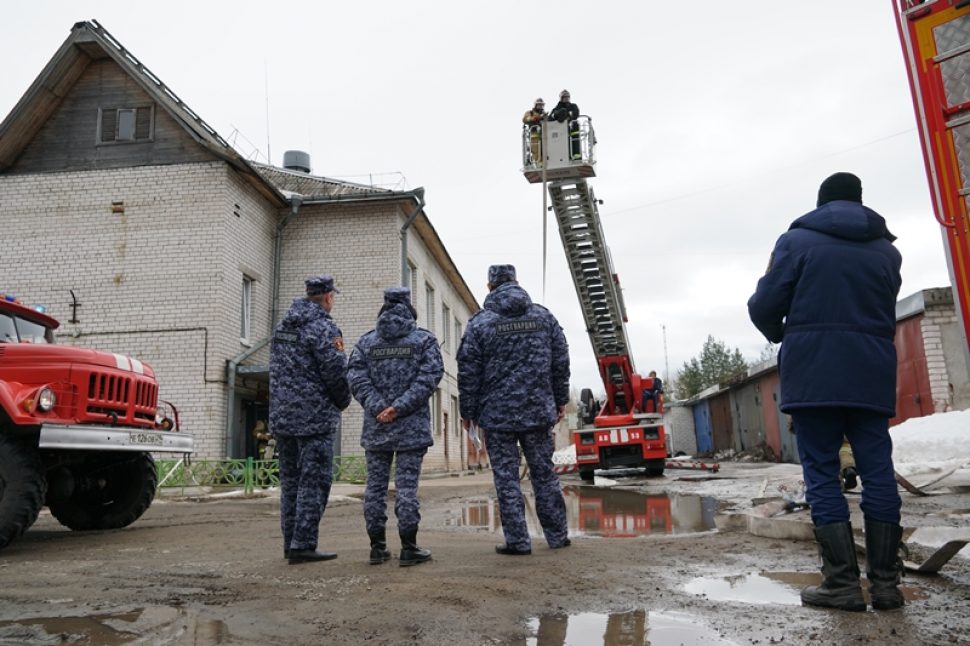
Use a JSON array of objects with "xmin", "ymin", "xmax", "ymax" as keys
[{"xmin": 98, "ymin": 105, "xmax": 154, "ymax": 144}]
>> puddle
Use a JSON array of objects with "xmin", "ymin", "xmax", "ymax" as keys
[
  {"xmin": 0, "ymin": 606, "xmax": 228, "ymax": 645},
  {"xmin": 0, "ymin": 609, "xmax": 144, "ymax": 645},
  {"xmin": 514, "ymin": 609, "xmax": 735, "ymax": 645},
  {"xmin": 446, "ymin": 486, "xmax": 717, "ymax": 538},
  {"xmin": 685, "ymin": 571, "xmax": 928, "ymax": 605}
]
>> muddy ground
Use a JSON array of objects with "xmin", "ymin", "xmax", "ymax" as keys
[{"xmin": 0, "ymin": 462, "xmax": 968, "ymax": 645}]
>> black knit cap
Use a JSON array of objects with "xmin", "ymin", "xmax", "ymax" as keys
[{"xmin": 817, "ymin": 172, "xmax": 863, "ymax": 207}]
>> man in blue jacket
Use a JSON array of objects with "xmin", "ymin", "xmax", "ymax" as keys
[
  {"xmin": 348, "ymin": 287, "xmax": 444, "ymax": 567},
  {"xmin": 270, "ymin": 275, "xmax": 351, "ymax": 564},
  {"xmin": 748, "ymin": 173, "xmax": 904, "ymax": 611},
  {"xmin": 458, "ymin": 265, "xmax": 571, "ymax": 555}
]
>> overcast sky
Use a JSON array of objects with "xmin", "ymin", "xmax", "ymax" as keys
[{"xmin": 1, "ymin": 1, "xmax": 952, "ymax": 394}]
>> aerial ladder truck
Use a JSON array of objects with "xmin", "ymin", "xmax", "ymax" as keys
[
  {"xmin": 895, "ymin": 0, "xmax": 970, "ymax": 385},
  {"xmin": 522, "ymin": 115, "xmax": 667, "ymax": 481}
]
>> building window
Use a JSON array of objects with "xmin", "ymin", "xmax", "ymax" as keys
[
  {"xmin": 241, "ymin": 275, "xmax": 253, "ymax": 342},
  {"xmin": 98, "ymin": 105, "xmax": 154, "ymax": 144},
  {"xmin": 454, "ymin": 318, "xmax": 463, "ymax": 350},
  {"xmin": 451, "ymin": 396, "xmax": 460, "ymax": 438},
  {"xmin": 425, "ymin": 283, "xmax": 435, "ymax": 333},
  {"xmin": 441, "ymin": 303, "xmax": 451, "ymax": 351}
]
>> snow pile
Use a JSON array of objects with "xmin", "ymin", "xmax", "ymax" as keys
[{"xmin": 891, "ymin": 409, "xmax": 970, "ymax": 485}]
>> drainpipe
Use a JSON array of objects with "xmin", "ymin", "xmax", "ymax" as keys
[
  {"xmin": 400, "ymin": 187, "xmax": 425, "ymax": 286},
  {"xmin": 224, "ymin": 194, "xmax": 302, "ymax": 457},
  {"xmin": 271, "ymin": 194, "xmax": 303, "ymax": 329}
]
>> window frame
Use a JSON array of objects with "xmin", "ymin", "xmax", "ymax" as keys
[
  {"xmin": 96, "ymin": 105, "xmax": 155, "ymax": 145},
  {"xmin": 240, "ymin": 275, "xmax": 254, "ymax": 344}
]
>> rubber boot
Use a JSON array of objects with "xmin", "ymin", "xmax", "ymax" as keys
[
  {"xmin": 368, "ymin": 529, "xmax": 391, "ymax": 565},
  {"xmin": 865, "ymin": 519, "xmax": 905, "ymax": 610},
  {"xmin": 800, "ymin": 521, "xmax": 867, "ymax": 611},
  {"xmin": 841, "ymin": 466, "xmax": 858, "ymax": 492},
  {"xmin": 399, "ymin": 529, "xmax": 432, "ymax": 567}
]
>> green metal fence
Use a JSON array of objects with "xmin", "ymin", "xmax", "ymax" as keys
[{"xmin": 156, "ymin": 456, "xmax": 370, "ymax": 495}]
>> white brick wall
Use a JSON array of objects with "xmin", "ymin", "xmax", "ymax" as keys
[
  {"xmin": 0, "ymin": 162, "xmax": 240, "ymax": 457},
  {"xmin": 273, "ymin": 201, "xmax": 476, "ymax": 471},
  {"xmin": 1, "ymin": 163, "xmax": 477, "ymax": 468}
]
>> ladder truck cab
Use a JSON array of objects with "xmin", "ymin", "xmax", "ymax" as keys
[{"xmin": 522, "ymin": 114, "xmax": 668, "ymax": 481}]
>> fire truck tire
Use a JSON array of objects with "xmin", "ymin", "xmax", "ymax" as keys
[
  {"xmin": 644, "ymin": 460, "xmax": 665, "ymax": 478},
  {"xmin": 579, "ymin": 468, "xmax": 595, "ymax": 482},
  {"xmin": 0, "ymin": 435, "xmax": 48, "ymax": 550},
  {"xmin": 48, "ymin": 453, "xmax": 157, "ymax": 531}
]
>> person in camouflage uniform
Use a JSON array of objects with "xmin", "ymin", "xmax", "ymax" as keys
[
  {"xmin": 457, "ymin": 265, "xmax": 571, "ymax": 555},
  {"xmin": 269, "ymin": 274, "xmax": 351, "ymax": 564},
  {"xmin": 348, "ymin": 287, "xmax": 444, "ymax": 567}
]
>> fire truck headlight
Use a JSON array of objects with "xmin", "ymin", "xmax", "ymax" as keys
[{"xmin": 37, "ymin": 387, "xmax": 56, "ymax": 412}]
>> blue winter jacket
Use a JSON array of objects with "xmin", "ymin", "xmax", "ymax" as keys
[
  {"xmin": 747, "ymin": 200, "xmax": 902, "ymax": 415},
  {"xmin": 348, "ymin": 303, "xmax": 444, "ymax": 451},
  {"xmin": 457, "ymin": 282, "xmax": 570, "ymax": 432},
  {"xmin": 269, "ymin": 298, "xmax": 351, "ymax": 437}
]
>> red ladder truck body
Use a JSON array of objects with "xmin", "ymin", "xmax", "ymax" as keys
[{"xmin": 895, "ymin": 0, "xmax": 970, "ymax": 370}]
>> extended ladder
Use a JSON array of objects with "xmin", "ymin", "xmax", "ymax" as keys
[{"xmin": 547, "ymin": 179, "xmax": 632, "ymax": 363}]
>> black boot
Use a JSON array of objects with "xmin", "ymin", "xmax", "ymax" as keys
[
  {"xmin": 865, "ymin": 519, "xmax": 905, "ymax": 610},
  {"xmin": 287, "ymin": 548, "xmax": 338, "ymax": 564},
  {"xmin": 800, "ymin": 521, "xmax": 866, "ymax": 611},
  {"xmin": 841, "ymin": 466, "xmax": 858, "ymax": 491},
  {"xmin": 368, "ymin": 529, "xmax": 391, "ymax": 565},
  {"xmin": 399, "ymin": 529, "xmax": 432, "ymax": 567}
]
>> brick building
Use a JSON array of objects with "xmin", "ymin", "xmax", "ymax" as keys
[{"xmin": 0, "ymin": 20, "xmax": 478, "ymax": 469}]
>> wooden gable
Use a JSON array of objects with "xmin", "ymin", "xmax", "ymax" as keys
[
  {"xmin": 0, "ymin": 21, "xmax": 285, "ymax": 206},
  {"xmin": 8, "ymin": 58, "xmax": 217, "ymax": 173}
]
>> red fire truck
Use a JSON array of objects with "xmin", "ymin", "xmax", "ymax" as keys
[
  {"xmin": 894, "ymin": 0, "xmax": 970, "ymax": 366},
  {"xmin": 523, "ymin": 116, "xmax": 667, "ymax": 481},
  {"xmin": 0, "ymin": 293, "xmax": 193, "ymax": 550}
]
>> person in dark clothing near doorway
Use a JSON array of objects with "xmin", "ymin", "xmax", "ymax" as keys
[{"xmin": 748, "ymin": 172, "xmax": 905, "ymax": 612}]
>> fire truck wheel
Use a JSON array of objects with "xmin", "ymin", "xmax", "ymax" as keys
[
  {"xmin": 579, "ymin": 468, "xmax": 595, "ymax": 482},
  {"xmin": 0, "ymin": 435, "xmax": 48, "ymax": 550},
  {"xmin": 644, "ymin": 460, "xmax": 665, "ymax": 478},
  {"xmin": 48, "ymin": 453, "xmax": 157, "ymax": 531}
]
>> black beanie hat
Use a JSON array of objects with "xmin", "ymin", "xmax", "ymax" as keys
[{"xmin": 817, "ymin": 172, "xmax": 863, "ymax": 207}]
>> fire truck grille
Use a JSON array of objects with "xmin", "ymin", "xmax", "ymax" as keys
[{"xmin": 85, "ymin": 373, "xmax": 157, "ymax": 423}]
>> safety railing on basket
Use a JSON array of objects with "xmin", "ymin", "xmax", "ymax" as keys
[{"xmin": 155, "ymin": 456, "xmax": 373, "ymax": 495}]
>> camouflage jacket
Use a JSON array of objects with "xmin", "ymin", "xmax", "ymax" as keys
[
  {"xmin": 269, "ymin": 297, "xmax": 350, "ymax": 437},
  {"xmin": 348, "ymin": 303, "xmax": 444, "ymax": 451},
  {"xmin": 457, "ymin": 283, "xmax": 570, "ymax": 432}
]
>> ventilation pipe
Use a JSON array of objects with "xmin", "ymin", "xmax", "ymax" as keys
[{"xmin": 283, "ymin": 150, "xmax": 311, "ymax": 173}]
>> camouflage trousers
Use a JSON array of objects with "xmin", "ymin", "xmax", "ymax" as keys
[
  {"xmin": 486, "ymin": 428, "xmax": 568, "ymax": 550},
  {"xmin": 364, "ymin": 448, "xmax": 427, "ymax": 535},
  {"xmin": 277, "ymin": 433, "xmax": 334, "ymax": 551}
]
